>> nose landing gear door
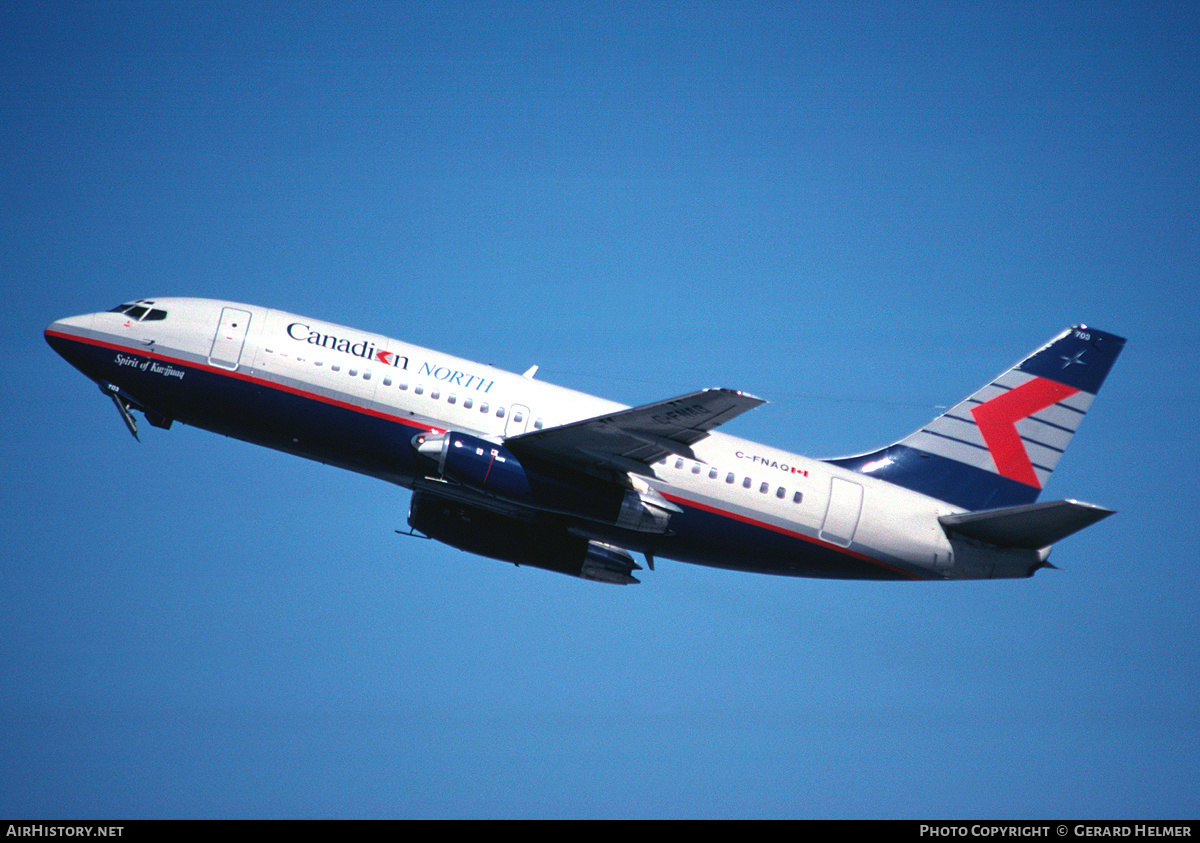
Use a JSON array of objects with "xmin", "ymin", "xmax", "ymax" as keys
[{"xmin": 209, "ymin": 308, "xmax": 252, "ymax": 370}]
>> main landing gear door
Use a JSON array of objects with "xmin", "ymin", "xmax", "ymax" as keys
[{"xmin": 209, "ymin": 308, "xmax": 252, "ymax": 370}]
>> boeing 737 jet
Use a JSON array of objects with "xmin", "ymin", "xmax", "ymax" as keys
[{"xmin": 45, "ymin": 299, "xmax": 1124, "ymax": 583}]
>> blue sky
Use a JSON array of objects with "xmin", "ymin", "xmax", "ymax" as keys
[{"xmin": 3, "ymin": 0, "xmax": 1198, "ymax": 818}]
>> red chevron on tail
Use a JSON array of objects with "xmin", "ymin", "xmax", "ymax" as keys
[{"xmin": 971, "ymin": 377, "xmax": 1080, "ymax": 488}]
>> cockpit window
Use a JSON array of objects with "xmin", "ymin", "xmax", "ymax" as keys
[{"xmin": 108, "ymin": 300, "xmax": 167, "ymax": 321}]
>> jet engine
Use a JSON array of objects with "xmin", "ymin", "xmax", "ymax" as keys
[
  {"xmin": 407, "ymin": 491, "xmax": 642, "ymax": 584},
  {"xmin": 411, "ymin": 431, "xmax": 678, "ymax": 534}
]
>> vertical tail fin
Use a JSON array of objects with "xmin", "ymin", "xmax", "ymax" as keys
[{"xmin": 826, "ymin": 326, "xmax": 1125, "ymax": 511}]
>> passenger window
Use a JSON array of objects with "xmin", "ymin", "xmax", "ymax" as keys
[
  {"xmin": 726, "ymin": 472, "xmax": 735, "ymax": 483},
  {"xmin": 513, "ymin": 411, "xmax": 523, "ymax": 423},
  {"xmin": 675, "ymin": 458, "xmax": 685, "ymax": 470},
  {"xmin": 349, "ymin": 369, "xmax": 357, "ymax": 377},
  {"xmin": 776, "ymin": 486, "xmax": 785, "ymax": 499},
  {"xmin": 534, "ymin": 419, "xmax": 543, "ymax": 429},
  {"xmin": 691, "ymin": 464, "xmax": 701, "ymax": 475},
  {"xmin": 708, "ymin": 468, "xmax": 717, "ymax": 479},
  {"xmin": 430, "ymin": 389, "xmax": 440, "ymax": 400},
  {"xmin": 759, "ymin": 482, "xmax": 769, "ymax": 494},
  {"xmin": 742, "ymin": 477, "xmax": 752, "ymax": 489},
  {"xmin": 496, "ymin": 407, "xmax": 505, "ymax": 418},
  {"xmin": 447, "ymin": 394, "xmax": 456, "ymax": 404},
  {"xmin": 480, "ymin": 403, "xmax": 489, "ymax": 413},
  {"xmin": 332, "ymin": 364, "xmax": 341, "ymax": 372},
  {"xmin": 793, "ymin": 491, "xmax": 803, "ymax": 504},
  {"xmin": 463, "ymin": 398, "xmax": 473, "ymax": 409},
  {"xmin": 363, "ymin": 371, "xmax": 371, "ymax": 380},
  {"xmin": 414, "ymin": 385, "xmax": 423, "ymax": 395},
  {"xmin": 383, "ymin": 377, "xmax": 392, "ymax": 387}
]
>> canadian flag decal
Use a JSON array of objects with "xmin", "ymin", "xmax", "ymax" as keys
[{"xmin": 971, "ymin": 377, "xmax": 1080, "ymax": 487}]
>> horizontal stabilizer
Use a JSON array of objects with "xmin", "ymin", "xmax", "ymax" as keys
[{"xmin": 939, "ymin": 499, "xmax": 1114, "ymax": 549}]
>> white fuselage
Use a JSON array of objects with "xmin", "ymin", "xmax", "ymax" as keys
[{"xmin": 47, "ymin": 298, "xmax": 987, "ymax": 581}]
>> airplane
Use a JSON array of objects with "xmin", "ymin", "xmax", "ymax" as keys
[{"xmin": 45, "ymin": 298, "xmax": 1124, "ymax": 584}]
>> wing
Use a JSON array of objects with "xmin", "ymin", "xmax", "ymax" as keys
[{"xmin": 504, "ymin": 387, "xmax": 765, "ymax": 479}]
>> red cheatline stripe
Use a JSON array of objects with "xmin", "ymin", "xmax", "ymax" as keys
[
  {"xmin": 45, "ymin": 329, "xmax": 441, "ymax": 434},
  {"xmin": 661, "ymin": 492, "xmax": 925, "ymax": 580}
]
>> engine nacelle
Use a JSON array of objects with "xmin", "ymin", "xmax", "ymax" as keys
[
  {"xmin": 411, "ymin": 431, "xmax": 676, "ymax": 534},
  {"xmin": 413, "ymin": 431, "xmax": 532, "ymax": 499},
  {"xmin": 408, "ymin": 492, "xmax": 641, "ymax": 584}
]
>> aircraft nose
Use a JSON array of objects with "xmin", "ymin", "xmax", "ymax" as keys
[
  {"xmin": 45, "ymin": 312, "xmax": 96, "ymax": 363},
  {"xmin": 46, "ymin": 312, "xmax": 95, "ymax": 334},
  {"xmin": 46, "ymin": 312, "xmax": 95, "ymax": 339}
]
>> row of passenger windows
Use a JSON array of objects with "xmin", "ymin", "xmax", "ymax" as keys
[
  {"xmin": 661, "ymin": 456, "xmax": 804, "ymax": 505},
  {"xmin": 261, "ymin": 347, "xmax": 545, "ymax": 429},
  {"xmin": 262, "ymin": 348, "xmax": 800, "ymax": 502}
]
